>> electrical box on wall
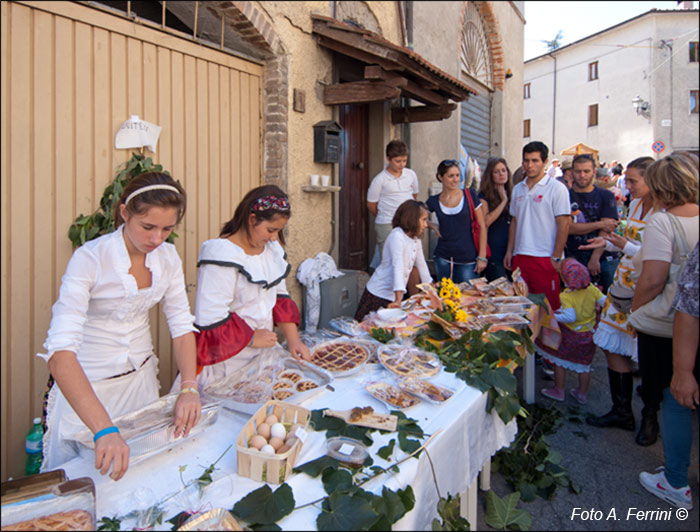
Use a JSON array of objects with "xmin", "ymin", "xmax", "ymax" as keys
[{"xmin": 313, "ymin": 120, "xmax": 342, "ymax": 163}]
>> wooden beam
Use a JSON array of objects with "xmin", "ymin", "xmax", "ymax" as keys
[
  {"xmin": 402, "ymin": 78, "xmax": 448, "ymax": 106},
  {"xmin": 364, "ymin": 65, "xmax": 408, "ymax": 88},
  {"xmin": 324, "ymin": 81, "xmax": 401, "ymax": 105},
  {"xmin": 391, "ymin": 103, "xmax": 457, "ymax": 124},
  {"xmin": 315, "ymin": 36, "xmax": 398, "ymax": 72}
]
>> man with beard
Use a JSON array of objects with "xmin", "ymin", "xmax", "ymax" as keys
[{"xmin": 565, "ymin": 154, "xmax": 619, "ymax": 293}]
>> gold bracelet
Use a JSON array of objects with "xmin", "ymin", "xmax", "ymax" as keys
[{"xmin": 180, "ymin": 387, "xmax": 199, "ymax": 396}]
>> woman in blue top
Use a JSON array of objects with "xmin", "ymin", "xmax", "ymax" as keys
[
  {"xmin": 426, "ymin": 160, "xmax": 487, "ymax": 283},
  {"xmin": 478, "ymin": 157, "xmax": 513, "ymax": 281}
]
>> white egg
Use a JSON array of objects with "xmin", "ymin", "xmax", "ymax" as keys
[
  {"xmin": 260, "ymin": 444, "xmax": 276, "ymax": 455},
  {"xmin": 270, "ymin": 422, "xmax": 287, "ymax": 440}
]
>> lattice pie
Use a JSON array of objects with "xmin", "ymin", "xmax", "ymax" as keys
[{"xmin": 310, "ymin": 342, "xmax": 369, "ymax": 372}]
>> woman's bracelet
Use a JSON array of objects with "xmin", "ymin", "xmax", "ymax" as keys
[
  {"xmin": 93, "ymin": 426, "xmax": 120, "ymax": 443},
  {"xmin": 476, "ymin": 256, "xmax": 488, "ymax": 263},
  {"xmin": 180, "ymin": 387, "xmax": 200, "ymax": 396},
  {"xmin": 247, "ymin": 336, "xmax": 254, "ymax": 347}
]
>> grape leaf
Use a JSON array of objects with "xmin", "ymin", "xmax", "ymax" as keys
[
  {"xmin": 484, "ymin": 491, "xmax": 532, "ymax": 531},
  {"xmin": 377, "ymin": 438, "xmax": 396, "ymax": 460},
  {"xmin": 322, "ymin": 468, "xmax": 354, "ymax": 494},
  {"xmin": 316, "ymin": 491, "xmax": 380, "ymax": 531},
  {"xmin": 231, "ymin": 483, "xmax": 295, "ymax": 525},
  {"xmin": 293, "ymin": 455, "xmax": 339, "ymax": 477}
]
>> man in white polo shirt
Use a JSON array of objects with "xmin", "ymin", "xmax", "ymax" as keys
[
  {"xmin": 367, "ymin": 139, "xmax": 419, "ymax": 259},
  {"xmin": 504, "ymin": 141, "xmax": 570, "ymax": 310}
]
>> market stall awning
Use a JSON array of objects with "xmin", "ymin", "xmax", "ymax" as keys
[
  {"xmin": 560, "ymin": 142, "xmax": 599, "ymax": 157},
  {"xmin": 312, "ymin": 15, "xmax": 479, "ymax": 124}
]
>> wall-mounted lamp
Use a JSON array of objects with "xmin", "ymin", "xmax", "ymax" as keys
[
  {"xmin": 505, "ymin": 68, "xmax": 513, "ymax": 79},
  {"xmin": 632, "ymin": 95, "xmax": 650, "ymax": 116}
]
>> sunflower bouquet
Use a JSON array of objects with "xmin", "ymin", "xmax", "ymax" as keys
[{"xmin": 437, "ymin": 278, "xmax": 468, "ymax": 322}]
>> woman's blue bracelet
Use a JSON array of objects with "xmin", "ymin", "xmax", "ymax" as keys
[{"xmin": 93, "ymin": 426, "xmax": 120, "ymax": 442}]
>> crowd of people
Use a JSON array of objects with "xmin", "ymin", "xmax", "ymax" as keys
[
  {"xmin": 361, "ymin": 140, "xmax": 698, "ymax": 510},
  {"xmin": 36, "ymin": 137, "xmax": 697, "ymax": 512}
]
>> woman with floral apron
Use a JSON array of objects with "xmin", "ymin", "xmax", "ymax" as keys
[{"xmin": 580, "ymin": 157, "xmax": 656, "ymax": 444}]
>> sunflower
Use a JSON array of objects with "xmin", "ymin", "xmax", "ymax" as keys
[
  {"xmin": 622, "ymin": 270, "xmax": 634, "ymax": 288},
  {"xmin": 454, "ymin": 309, "xmax": 468, "ymax": 322},
  {"xmin": 614, "ymin": 312, "xmax": 626, "ymax": 324},
  {"xmin": 627, "ymin": 226, "xmax": 640, "ymax": 241}
]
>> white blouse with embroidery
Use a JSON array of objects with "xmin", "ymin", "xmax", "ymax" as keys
[
  {"xmin": 38, "ymin": 225, "xmax": 196, "ymax": 380},
  {"xmin": 193, "ymin": 238, "xmax": 291, "ymax": 331}
]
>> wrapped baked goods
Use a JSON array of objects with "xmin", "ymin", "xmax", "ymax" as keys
[{"xmin": 1, "ymin": 477, "xmax": 95, "ymax": 531}]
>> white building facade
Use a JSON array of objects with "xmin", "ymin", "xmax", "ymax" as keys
[{"xmin": 523, "ymin": 8, "xmax": 699, "ymax": 165}]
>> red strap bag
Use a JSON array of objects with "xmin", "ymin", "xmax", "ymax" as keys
[{"xmin": 464, "ymin": 188, "xmax": 491, "ymax": 259}]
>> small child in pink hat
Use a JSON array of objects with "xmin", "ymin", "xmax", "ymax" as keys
[{"xmin": 539, "ymin": 258, "xmax": 606, "ymax": 404}]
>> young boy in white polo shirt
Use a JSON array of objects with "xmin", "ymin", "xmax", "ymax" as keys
[
  {"xmin": 504, "ymin": 141, "xmax": 571, "ymax": 310},
  {"xmin": 367, "ymin": 140, "xmax": 419, "ymax": 258}
]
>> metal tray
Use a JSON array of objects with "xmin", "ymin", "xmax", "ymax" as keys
[
  {"xmin": 397, "ymin": 377, "xmax": 455, "ymax": 404},
  {"xmin": 203, "ymin": 355, "xmax": 332, "ymax": 415},
  {"xmin": 480, "ymin": 313, "xmax": 531, "ymax": 329},
  {"xmin": 377, "ymin": 344, "xmax": 441, "ymax": 379},
  {"xmin": 69, "ymin": 394, "xmax": 221, "ymax": 463},
  {"xmin": 365, "ymin": 381, "xmax": 420, "ymax": 410},
  {"xmin": 328, "ymin": 316, "xmax": 366, "ymax": 337}
]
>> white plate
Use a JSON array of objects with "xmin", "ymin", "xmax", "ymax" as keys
[{"xmin": 376, "ymin": 308, "xmax": 408, "ymax": 322}]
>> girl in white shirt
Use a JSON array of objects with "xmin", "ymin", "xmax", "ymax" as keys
[
  {"xmin": 189, "ymin": 185, "xmax": 310, "ymax": 390},
  {"xmin": 355, "ymin": 200, "xmax": 432, "ymax": 321},
  {"xmin": 39, "ymin": 173, "xmax": 201, "ymax": 480}
]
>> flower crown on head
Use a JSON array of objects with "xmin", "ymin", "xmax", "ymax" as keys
[{"xmin": 251, "ymin": 195, "xmax": 290, "ymax": 212}]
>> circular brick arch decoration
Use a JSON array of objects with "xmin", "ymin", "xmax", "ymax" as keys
[{"xmin": 460, "ymin": 1, "xmax": 505, "ymax": 91}]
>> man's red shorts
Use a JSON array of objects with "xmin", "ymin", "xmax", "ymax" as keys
[{"xmin": 512, "ymin": 255, "xmax": 561, "ymax": 310}]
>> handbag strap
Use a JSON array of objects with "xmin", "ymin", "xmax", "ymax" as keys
[
  {"xmin": 665, "ymin": 212, "xmax": 691, "ymax": 263},
  {"xmin": 463, "ymin": 188, "xmax": 477, "ymax": 226}
]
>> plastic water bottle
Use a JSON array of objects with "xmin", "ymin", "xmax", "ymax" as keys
[{"xmin": 25, "ymin": 418, "xmax": 43, "ymax": 476}]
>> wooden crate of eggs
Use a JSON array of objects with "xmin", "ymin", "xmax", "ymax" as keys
[{"xmin": 236, "ymin": 400, "xmax": 311, "ymax": 484}]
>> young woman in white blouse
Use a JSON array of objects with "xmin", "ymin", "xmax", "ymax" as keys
[
  {"xmin": 39, "ymin": 173, "xmax": 201, "ymax": 480},
  {"xmin": 355, "ymin": 200, "xmax": 432, "ymax": 321},
  {"xmin": 189, "ymin": 185, "xmax": 310, "ymax": 391}
]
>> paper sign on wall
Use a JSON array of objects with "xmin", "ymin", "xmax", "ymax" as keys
[{"xmin": 115, "ymin": 115, "xmax": 162, "ymax": 153}]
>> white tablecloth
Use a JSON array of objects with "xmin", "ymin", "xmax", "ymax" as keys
[{"xmin": 60, "ymin": 364, "xmax": 516, "ymax": 531}]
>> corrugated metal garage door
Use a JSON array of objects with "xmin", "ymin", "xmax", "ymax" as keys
[{"xmin": 460, "ymin": 91, "xmax": 492, "ymax": 179}]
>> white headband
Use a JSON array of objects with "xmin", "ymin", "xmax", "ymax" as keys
[{"xmin": 124, "ymin": 184, "xmax": 181, "ymax": 206}]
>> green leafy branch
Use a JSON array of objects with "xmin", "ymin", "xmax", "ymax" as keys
[
  {"xmin": 68, "ymin": 152, "xmax": 174, "ymax": 249},
  {"xmin": 492, "ymin": 404, "xmax": 579, "ymax": 502},
  {"xmin": 369, "ymin": 327, "xmax": 396, "ymax": 344},
  {"xmin": 414, "ymin": 324, "xmax": 531, "ymax": 424},
  {"xmin": 431, "ymin": 493, "xmax": 471, "ymax": 531}
]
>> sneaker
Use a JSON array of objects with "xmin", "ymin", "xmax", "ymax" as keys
[
  {"xmin": 570, "ymin": 388, "xmax": 588, "ymax": 405},
  {"xmin": 639, "ymin": 468, "xmax": 693, "ymax": 510},
  {"xmin": 541, "ymin": 387, "xmax": 565, "ymax": 402}
]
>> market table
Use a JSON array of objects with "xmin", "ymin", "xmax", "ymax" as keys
[{"xmin": 60, "ymin": 362, "xmax": 516, "ymax": 530}]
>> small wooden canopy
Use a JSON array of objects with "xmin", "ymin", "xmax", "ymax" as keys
[
  {"xmin": 312, "ymin": 15, "xmax": 478, "ymax": 124},
  {"xmin": 560, "ymin": 142, "xmax": 599, "ymax": 166}
]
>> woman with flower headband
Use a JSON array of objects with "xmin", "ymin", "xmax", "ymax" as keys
[
  {"xmin": 38, "ymin": 172, "xmax": 201, "ymax": 481},
  {"xmin": 188, "ymin": 185, "xmax": 309, "ymax": 390}
]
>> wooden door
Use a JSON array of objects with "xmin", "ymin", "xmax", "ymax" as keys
[{"xmin": 338, "ymin": 104, "xmax": 369, "ymax": 270}]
